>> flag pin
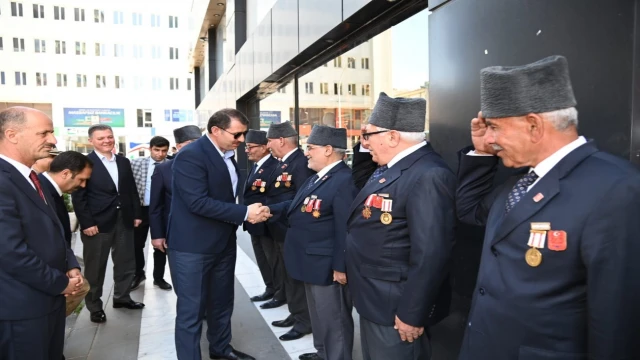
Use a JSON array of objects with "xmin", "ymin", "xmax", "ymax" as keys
[
  {"xmin": 533, "ymin": 193, "xmax": 544, "ymax": 202},
  {"xmin": 379, "ymin": 178, "xmax": 386, "ymax": 183}
]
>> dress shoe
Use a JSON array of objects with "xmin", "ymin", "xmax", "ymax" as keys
[
  {"xmin": 272, "ymin": 317, "xmax": 295, "ymax": 328},
  {"xmin": 113, "ymin": 300, "xmax": 145, "ymax": 309},
  {"xmin": 131, "ymin": 274, "xmax": 146, "ymax": 290},
  {"xmin": 279, "ymin": 328, "xmax": 310, "ymax": 341},
  {"xmin": 90, "ymin": 310, "xmax": 106, "ymax": 323},
  {"xmin": 210, "ymin": 348, "xmax": 255, "ymax": 360},
  {"xmin": 153, "ymin": 279, "xmax": 172, "ymax": 290},
  {"xmin": 299, "ymin": 353, "xmax": 322, "ymax": 360},
  {"xmin": 260, "ymin": 299, "xmax": 286, "ymax": 309},
  {"xmin": 250, "ymin": 291, "xmax": 274, "ymax": 302}
]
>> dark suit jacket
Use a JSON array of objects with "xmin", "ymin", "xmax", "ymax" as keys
[
  {"xmin": 0, "ymin": 158, "xmax": 80, "ymax": 320},
  {"xmin": 243, "ymin": 155, "xmax": 279, "ymax": 236},
  {"xmin": 72, "ymin": 152, "xmax": 141, "ymax": 233},
  {"xmin": 270, "ymin": 162, "xmax": 357, "ymax": 285},
  {"xmin": 456, "ymin": 141, "xmax": 640, "ymax": 360},
  {"xmin": 167, "ymin": 136, "xmax": 247, "ymax": 254},
  {"xmin": 351, "ymin": 142, "xmax": 377, "ymax": 189},
  {"xmin": 149, "ymin": 159, "xmax": 173, "ymax": 240},
  {"xmin": 40, "ymin": 174, "xmax": 72, "ymax": 246},
  {"xmin": 345, "ymin": 143, "xmax": 456, "ymax": 328},
  {"xmin": 264, "ymin": 148, "xmax": 315, "ymax": 242}
]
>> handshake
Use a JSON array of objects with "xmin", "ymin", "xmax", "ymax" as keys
[{"xmin": 247, "ymin": 203, "xmax": 272, "ymax": 224}]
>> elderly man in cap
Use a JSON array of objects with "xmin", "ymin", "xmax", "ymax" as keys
[
  {"xmin": 346, "ymin": 93, "xmax": 456, "ymax": 360},
  {"xmin": 148, "ymin": 126, "xmax": 202, "ymax": 290},
  {"xmin": 263, "ymin": 121, "xmax": 316, "ymax": 340},
  {"xmin": 456, "ymin": 55, "xmax": 640, "ymax": 359},
  {"xmin": 242, "ymin": 129, "xmax": 281, "ymax": 303},
  {"xmin": 268, "ymin": 125, "xmax": 357, "ymax": 360}
]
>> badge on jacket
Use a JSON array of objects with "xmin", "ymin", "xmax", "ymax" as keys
[
  {"xmin": 275, "ymin": 173, "xmax": 292, "ymax": 188},
  {"xmin": 363, "ymin": 194, "xmax": 393, "ymax": 224},
  {"xmin": 301, "ymin": 196, "xmax": 321, "ymax": 218},
  {"xmin": 251, "ymin": 179, "xmax": 266, "ymax": 192},
  {"xmin": 526, "ymin": 222, "xmax": 550, "ymax": 267}
]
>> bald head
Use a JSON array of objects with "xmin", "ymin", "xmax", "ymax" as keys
[{"xmin": 0, "ymin": 106, "xmax": 56, "ymax": 167}]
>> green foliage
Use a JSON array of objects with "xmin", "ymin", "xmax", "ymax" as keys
[{"xmin": 63, "ymin": 193, "xmax": 74, "ymax": 212}]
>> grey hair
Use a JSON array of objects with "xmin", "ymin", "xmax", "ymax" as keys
[
  {"xmin": 284, "ymin": 136, "xmax": 298, "ymax": 146},
  {"xmin": 0, "ymin": 107, "xmax": 28, "ymax": 139},
  {"xmin": 376, "ymin": 126, "xmax": 425, "ymax": 144},
  {"xmin": 88, "ymin": 124, "xmax": 113, "ymax": 137},
  {"xmin": 332, "ymin": 148, "xmax": 347, "ymax": 156},
  {"xmin": 541, "ymin": 107, "xmax": 578, "ymax": 131}
]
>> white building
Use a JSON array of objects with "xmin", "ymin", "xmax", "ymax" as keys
[{"xmin": 0, "ymin": 0, "xmax": 196, "ymax": 158}]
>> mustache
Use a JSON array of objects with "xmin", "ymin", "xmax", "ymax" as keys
[
  {"xmin": 491, "ymin": 144, "xmax": 504, "ymax": 151},
  {"xmin": 42, "ymin": 143, "xmax": 55, "ymax": 148}
]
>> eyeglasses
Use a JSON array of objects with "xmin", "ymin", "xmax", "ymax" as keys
[
  {"xmin": 306, "ymin": 145, "xmax": 325, "ymax": 151},
  {"xmin": 245, "ymin": 144, "xmax": 264, "ymax": 150},
  {"xmin": 217, "ymin": 127, "xmax": 248, "ymax": 140},
  {"xmin": 361, "ymin": 130, "xmax": 389, "ymax": 141}
]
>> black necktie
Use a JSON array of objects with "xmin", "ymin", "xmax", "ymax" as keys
[
  {"xmin": 505, "ymin": 171, "xmax": 539, "ymax": 213},
  {"xmin": 366, "ymin": 165, "xmax": 388, "ymax": 185},
  {"xmin": 252, "ymin": 163, "xmax": 258, "ymax": 174},
  {"xmin": 306, "ymin": 174, "xmax": 319, "ymax": 190}
]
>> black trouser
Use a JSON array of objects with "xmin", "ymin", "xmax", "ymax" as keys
[
  {"xmin": 133, "ymin": 206, "xmax": 167, "ymax": 281},
  {"xmin": 275, "ymin": 239, "xmax": 312, "ymax": 333},
  {"xmin": 250, "ymin": 234, "xmax": 277, "ymax": 295}
]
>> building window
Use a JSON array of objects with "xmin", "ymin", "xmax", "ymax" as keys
[
  {"xmin": 75, "ymin": 41, "xmax": 86, "ymax": 55},
  {"xmin": 152, "ymin": 77, "xmax": 162, "ymax": 90},
  {"xmin": 362, "ymin": 84, "xmax": 371, "ymax": 96},
  {"xmin": 94, "ymin": 43, "xmax": 106, "ymax": 56},
  {"xmin": 57, "ymin": 73, "xmax": 67, "ymax": 87},
  {"xmin": 320, "ymin": 82, "xmax": 329, "ymax": 95},
  {"xmin": 33, "ymin": 4, "xmax": 44, "ymax": 18},
  {"xmin": 347, "ymin": 57, "xmax": 356, "ymax": 69},
  {"xmin": 0, "ymin": 72, "xmax": 5, "ymax": 85},
  {"xmin": 347, "ymin": 83, "xmax": 357, "ymax": 95},
  {"xmin": 187, "ymin": 78, "xmax": 192, "ymax": 91},
  {"xmin": 137, "ymin": 109, "xmax": 152, "ymax": 128},
  {"xmin": 305, "ymin": 82, "xmax": 313, "ymax": 94},
  {"xmin": 334, "ymin": 83, "xmax": 342, "ymax": 95},
  {"xmin": 15, "ymin": 71, "xmax": 26, "ymax": 86},
  {"xmin": 11, "ymin": 2, "xmax": 23, "ymax": 17},
  {"xmin": 333, "ymin": 57, "xmax": 342, "ymax": 68},
  {"xmin": 114, "ymin": 44, "xmax": 124, "ymax": 57},
  {"xmin": 361, "ymin": 58, "xmax": 370, "ymax": 69},
  {"xmin": 169, "ymin": 47, "xmax": 179, "ymax": 60},
  {"xmin": 113, "ymin": 11, "xmax": 123, "ymax": 24},
  {"xmin": 76, "ymin": 74, "xmax": 86, "ymax": 87},
  {"xmin": 170, "ymin": 77, "xmax": 179, "ymax": 90},
  {"xmin": 96, "ymin": 75, "xmax": 106, "ymax": 88},
  {"xmin": 55, "ymin": 40, "xmax": 66, "ymax": 54},
  {"xmin": 151, "ymin": 46, "xmax": 162, "ymax": 59},
  {"xmin": 115, "ymin": 75, "xmax": 124, "ymax": 89},
  {"xmin": 34, "ymin": 39, "xmax": 46, "ymax": 53},
  {"xmin": 150, "ymin": 14, "xmax": 160, "ymax": 27},
  {"xmin": 0, "ymin": 37, "xmax": 3, "ymax": 51},
  {"xmin": 74, "ymin": 8, "xmax": 85, "ymax": 21},
  {"xmin": 13, "ymin": 38, "xmax": 25, "ymax": 52},
  {"xmin": 132, "ymin": 13, "xmax": 142, "ymax": 26},
  {"xmin": 132, "ymin": 45, "xmax": 143, "ymax": 58},
  {"xmin": 168, "ymin": 15, "xmax": 178, "ymax": 28},
  {"xmin": 94, "ymin": 9, "xmax": 104, "ymax": 23},
  {"xmin": 36, "ymin": 72, "xmax": 47, "ymax": 86},
  {"xmin": 54, "ymin": 6, "xmax": 65, "ymax": 20}
]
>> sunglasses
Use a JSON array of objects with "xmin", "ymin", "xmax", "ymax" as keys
[
  {"xmin": 361, "ymin": 130, "xmax": 389, "ymax": 141},
  {"xmin": 217, "ymin": 127, "xmax": 248, "ymax": 140}
]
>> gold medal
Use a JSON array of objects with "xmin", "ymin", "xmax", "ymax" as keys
[
  {"xmin": 275, "ymin": 182, "xmax": 281, "ymax": 188},
  {"xmin": 380, "ymin": 212, "xmax": 392, "ymax": 225},
  {"xmin": 251, "ymin": 186, "xmax": 257, "ymax": 191},
  {"xmin": 285, "ymin": 181, "xmax": 291, "ymax": 188},
  {"xmin": 312, "ymin": 210, "xmax": 320, "ymax": 218},
  {"xmin": 525, "ymin": 247, "xmax": 542, "ymax": 267},
  {"xmin": 301, "ymin": 205, "xmax": 306, "ymax": 212},
  {"xmin": 259, "ymin": 187, "xmax": 265, "ymax": 193},
  {"xmin": 362, "ymin": 207, "xmax": 372, "ymax": 219}
]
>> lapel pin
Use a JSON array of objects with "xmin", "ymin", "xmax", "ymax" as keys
[
  {"xmin": 322, "ymin": 176, "xmax": 328, "ymax": 181},
  {"xmin": 379, "ymin": 178, "xmax": 386, "ymax": 184},
  {"xmin": 533, "ymin": 193, "xmax": 544, "ymax": 202}
]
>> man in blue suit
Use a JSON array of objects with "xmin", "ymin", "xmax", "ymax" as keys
[
  {"xmin": 456, "ymin": 56, "xmax": 640, "ymax": 359},
  {"xmin": 149, "ymin": 125, "xmax": 201, "ymax": 256},
  {"xmin": 346, "ymin": 93, "xmax": 456, "ymax": 360},
  {"xmin": 0, "ymin": 107, "xmax": 83, "ymax": 360},
  {"xmin": 269, "ymin": 125, "xmax": 358, "ymax": 360},
  {"xmin": 167, "ymin": 109, "xmax": 267, "ymax": 360}
]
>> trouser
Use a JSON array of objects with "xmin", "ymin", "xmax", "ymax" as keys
[
  {"xmin": 0, "ymin": 303, "xmax": 65, "ymax": 360},
  {"xmin": 306, "ymin": 283, "xmax": 354, "ymax": 360},
  {"xmin": 250, "ymin": 234, "xmax": 278, "ymax": 295},
  {"xmin": 81, "ymin": 212, "xmax": 135, "ymax": 312},
  {"xmin": 360, "ymin": 317, "xmax": 431, "ymax": 360},
  {"xmin": 134, "ymin": 206, "xmax": 168, "ymax": 280},
  {"xmin": 169, "ymin": 238, "xmax": 236, "ymax": 360},
  {"xmin": 276, "ymin": 240, "xmax": 311, "ymax": 333}
]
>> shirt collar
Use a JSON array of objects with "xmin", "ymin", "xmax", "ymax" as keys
[
  {"xmin": 97, "ymin": 151, "xmax": 116, "ymax": 162},
  {"xmin": 256, "ymin": 154, "xmax": 271, "ymax": 168},
  {"xmin": 281, "ymin": 148, "xmax": 298, "ymax": 162},
  {"xmin": 0, "ymin": 154, "xmax": 32, "ymax": 179},
  {"xmin": 532, "ymin": 136, "xmax": 587, "ymax": 178},
  {"xmin": 315, "ymin": 160, "xmax": 343, "ymax": 180},
  {"xmin": 43, "ymin": 172, "xmax": 63, "ymax": 196},
  {"xmin": 387, "ymin": 141, "xmax": 427, "ymax": 168},
  {"xmin": 207, "ymin": 134, "xmax": 235, "ymax": 159}
]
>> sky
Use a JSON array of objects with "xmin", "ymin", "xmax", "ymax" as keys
[{"xmin": 391, "ymin": 9, "xmax": 430, "ymax": 90}]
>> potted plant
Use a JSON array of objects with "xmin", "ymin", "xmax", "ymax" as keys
[{"xmin": 63, "ymin": 193, "xmax": 79, "ymax": 232}]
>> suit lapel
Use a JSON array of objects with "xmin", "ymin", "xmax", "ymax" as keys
[
  {"xmin": 0, "ymin": 161, "xmax": 60, "ymax": 223},
  {"xmin": 491, "ymin": 141, "xmax": 599, "ymax": 246},
  {"xmin": 289, "ymin": 162, "xmax": 347, "ymax": 214},
  {"xmin": 89, "ymin": 152, "xmax": 117, "ymax": 192},
  {"xmin": 200, "ymin": 136, "xmax": 234, "ymax": 196}
]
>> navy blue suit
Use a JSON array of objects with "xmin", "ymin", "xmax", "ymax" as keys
[
  {"xmin": 456, "ymin": 141, "xmax": 640, "ymax": 360},
  {"xmin": 167, "ymin": 135, "xmax": 247, "ymax": 359},
  {"xmin": 147, "ymin": 159, "xmax": 174, "ymax": 282},
  {"xmin": 0, "ymin": 158, "xmax": 79, "ymax": 360},
  {"xmin": 243, "ymin": 155, "xmax": 279, "ymax": 236},
  {"xmin": 40, "ymin": 174, "xmax": 72, "ymax": 246}
]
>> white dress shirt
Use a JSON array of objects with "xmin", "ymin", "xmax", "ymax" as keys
[
  {"xmin": 97, "ymin": 151, "xmax": 119, "ymax": 191},
  {"xmin": 527, "ymin": 136, "xmax": 586, "ymax": 190},
  {"xmin": 254, "ymin": 154, "xmax": 271, "ymax": 173},
  {"xmin": 207, "ymin": 135, "xmax": 238, "ymax": 196},
  {"xmin": 43, "ymin": 172, "xmax": 63, "ymax": 196},
  {"xmin": 315, "ymin": 160, "xmax": 343, "ymax": 182},
  {"xmin": 143, "ymin": 157, "xmax": 157, "ymax": 206},
  {"xmin": 387, "ymin": 141, "xmax": 427, "ymax": 168},
  {"xmin": 0, "ymin": 154, "xmax": 35, "ymax": 190},
  {"xmin": 281, "ymin": 148, "xmax": 298, "ymax": 162}
]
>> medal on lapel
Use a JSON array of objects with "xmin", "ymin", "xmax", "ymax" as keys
[
  {"xmin": 259, "ymin": 180, "xmax": 266, "ymax": 193},
  {"xmin": 281, "ymin": 173, "xmax": 291, "ymax": 188},
  {"xmin": 362, "ymin": 195, "xmax": 375, "ymax": 219},
  {"xmin": 305, "ymin": 196, "xmax": 317, "ymax": 213},
  {"xmin": 302, "ymin": 197, "xmax": 310, "ymax": 212},
  {"xmin": 275, "ymin": 175, "xmax": 282, "ymax": 188},
  {"xmin": 312, "ymin": 199, "xmax": 322, "ymax": 218},
  {"xmin": 526, "ymin": 222, "xmax": 550, "ymax": 267},
  {"xmin": 380, "ymin": 199, "xmax": 393, "ymax": 225},
  {"xmin": 251, "ymin": 181, "xmax": 257, "ymax": 191}
]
